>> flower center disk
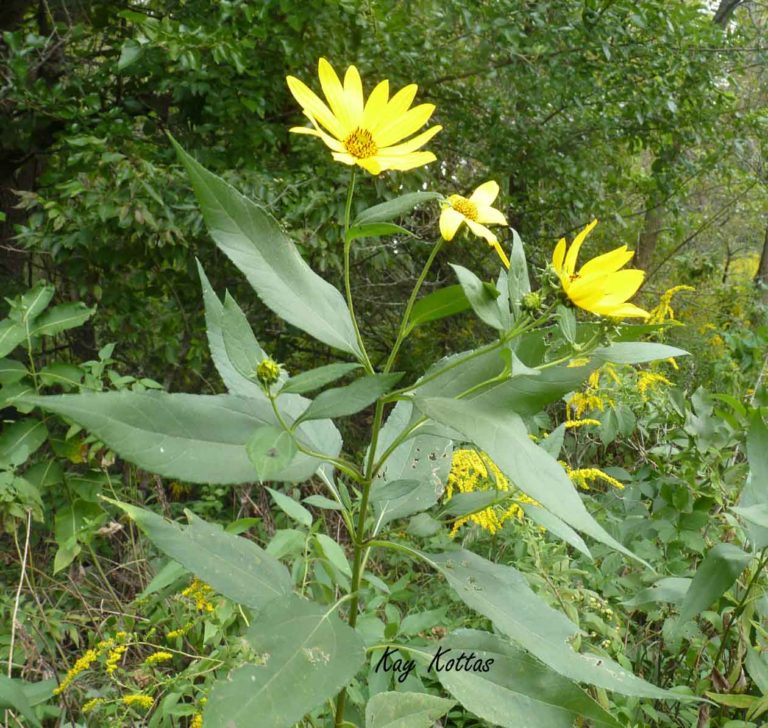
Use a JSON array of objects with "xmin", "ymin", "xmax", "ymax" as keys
[
  {"xmin": 450, "ymin": 195, "xmax": 478, "ymax": 221},
  {"xmin": 344, "ymin": 128, "xmax": 378, "ymax": 159}
]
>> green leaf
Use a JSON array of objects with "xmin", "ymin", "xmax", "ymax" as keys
[
  {"xmin": 440, "ymin": 491, "xmax": 505, "ymax": 518},
  {"xmin": 346, "ymin": 222, "xmax": 413, "ymax": 243},
  {"xmin": 414, "ymin": 397, "xmax": 645, "ymax": 565},
  {"xmin": 314, "ymin": 533, "xmax": 352, "ymax": 577},
  {"xmin": 623, "ymin": 578, "xmax": 691, "ymax": 608},
  {"xmin": 53, "ymin": 500, "xmax": 104, "ymax": 573},
  {"xmin": 738, "ymin": 414, "xmax": 768, "ymax": 548},
  {"xmin": 0, "ymin": 418, "xmax": 48, "ymax": 467},
  {"xmin": 365, "ymin": 691, "xmax": 454, "ymax": 728},
  {"xmin": 173, "ymin": 138, "xmax": 361, "ymax": 357},
  {"xmin": 105, "ymin": 498, "xmax": 292, "ymax": 609},
  {"xmin": 298, "ymin": 373, "xmax": 403, "ymax": 423},
  {"xmin": 450, "ymin": 265, "xmax": 505, "ymax": 330},
  {"xmin": 0, "ymin": 358, "xmax": 27, "ymax": 384},
  {"xmin": 507, "ymin": 229, "xmax": 531, "ymax": 317},
  {"xmin": 16, "ymin": 284, "xmax": 55, "ymax": 323},
  {"xmin": 220, "ymin": 292, "xmax": 267, "ymax": 382},
  {"xmin": 303, "ymin": 494, "xmax": 343, "ymax": 511},
  {"xmin": 204, "ymin": 594, "xmax": 365, "ymax": 728},
  {"xmin": 0, "ymin": 320, "xmax": 25, "ymax": 358},
  {"xmin": 371, "ymin": 478, "xmax": 440, "ymax": 527},
  {"xmin": 732, "ymin": 504, "xmax": 768, "ymax": 529},
  {"xmin": 427, "ymin": 550, "xmax": 670, "ymax": 698},
  {"xmin": 405, "ymin": 285, "xmax": 471, "ymax": 333},
  {"xmin": 118, "ymin": 39, "xmax": 142, "ymax": 70},
  {"xmin": 25, "ymin": 392, "xmax": 336, "ymax": 484},
  {"xmin": 280, "ymin": 363, "xmax": 362, "ymax": 395},
  {"xmin": 675, "ymin": 543, "xmax": 752, "ymax": 627},
  {"xmin": 38, "ymin": 363, "xmax": 83, "ymax": 389},
  {"xmin": 29, "ymin": 302, "xmax": 94, "ymax": 337},
  {"xmin": 407, "ymin": 512, "xmax": 442, "ymax": 536},
  {"xmin": 520, "ymin": 503, "xmax": 592, "ymax": 558},
  {"xmin": 266, "ymin": 486, "xmax": 313, "ymax": 528},
  {"xmin": 435, "ymin": 630, "xmax": 621, "ymax": 728},
  {"xmin": 352, "ymin": 192, "xmax": 441, "ymax": 226},
  {"xmin": 0, "ymin": 675, "xmax": 42, "ymax": 728},
  {"xmin": 593, "ymin": 342, "xmax": 688, "ymax": 364},
  {"xmin": 247, "ymin": 427, "xmax": 298, "ymax": 483}
]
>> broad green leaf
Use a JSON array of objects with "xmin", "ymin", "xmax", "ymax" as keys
[
  {"xmin": 221, "ymin": 292, "xmax": 267, "ymax": 382},
  {"xmin": 118, "ymin": 39, "xmax": 142, "ymax": 70},
  {"xmin": 0, "ymin": 418, "xmax": 48, "ymax": 467},
  {"xmin": 346, "ymin": 222, "xmax": 413, "ymax": 243},
  {"xmin": 303, "ymin": 494, "xmax": 343, "ymax": 511},
  {"xmin": 440, "ymin": 491, "xmax": 504, "ymax": 518},
  {"xmin": 247, "ymin": 427, "xmax": 298, "ymax": 483},
  {"xmin": 593, "ymin": 342, "xmax": 688, "ymax": 364},
  {"xmin": 197, "ymin": 264, "xmax": 342, "ymax": 464},
  {"xmin": 450, "ymin": 265, "xmax": 504, "ymax": 330},
  {"xmin": 0, "ymin": 320, "xmax": 25, "ymax": 358},
  {"xmin": 173, "ymin": 138, "xmax": 361, "ymax": 357},
  {"xmin": 520, "ymin": 503, "xmax": 592, "ymax": 558},
  {"xmin": 106, "ymin": 498, "xmax": 292, "ymax": 609},
  {"xmin": 556, "ymin": 306, "xmax": 577, "ymax": 344},
  {"xmin": 622, "ymin": 578, "xmax": 691, "ymax": 608},
  {"xmin": 25, "ymin": 392, "xmax": 336, "ymax": 484},
  {"xmin": 373, "ymin": 401, "xmax": 453, "ymax": 484},
  {"xmin": 427, "ymin": 550, "xmax": 670, "ymax": 698},
  {"xmin": 280, "ymin": 363, "xmax": 362, "ymax": 395},
  {"xmin": 298, "ymin": 373, "xmax": 403, "ymax": 423},
  {"xmin": 38, "ymin": 363, "xmax": 82, "ymax": 389},
  {"xmin": 365, "ymin": 691, "xmax": 454, "ymax": 728},
  {"xmin": 53, "ymin": 499, "xmax": 105, "ymax": 573},
  {"xmin": 371, "ymin": 478, "xmax": 440, "ymax": 527},
  {"xmin": 16, "ymin": 283, "xmax": 55, "ymax": 323},
  {"xmin": 352, "ymin": 191, "xmax": 441, "ymax": 226},
  {"xmin": 435, "ymin": 630, "xmax": 621, "ymax": 728},
  {"xmin": 204, "ymin": 594, "xmax": 365, "ymax": 728},
  {"xmin": 414, "ymin": 397, "xmax": 645, "ymax": 564},
  {"xmin": 507, "ymin": 229, "xmax": 530, "ymax": 317},
  {"xmin": 0, "ymin": 358, "xmax": 27, "ymax": 384},
  {"xmin": 407, "ymin": 512, "xmax": 442, "ymax": 537},
  {"xmin": 745, "ymin": 646, "xmax": 768, "ymax": 694},
  {"xmin": 29, "ymin": 303, "xmax": 94, "ymax": 337},
  {"xmin": 314, "ymin": 533, "xmax": 352, "ymax": 577},
  {"xmin": 675, "ymin": 543, "xmax": 752, "ymax": 627},
  {"xmin": 738, "ymin": 414, "xmax": 768, "ymax": 548},
  {"xmin": 405, "ymin": 284, "xmax": 471, "ymax": 333},
  {"xmin": 732, "ymin": 504, "xmax": 768, "ymax": 529},
  {"xmin": 0, "ymin": 675, "xmax": 42, "ymax": 728},
  {"xmin": 267, "ymin": 486, "xmax": 313, "ymax": 528}
]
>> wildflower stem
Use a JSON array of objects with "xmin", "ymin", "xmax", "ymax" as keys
[
  {"xmin": 342, "ymin": 169, "xmax": 374, "ymax": 374},
  {"xmin": 7, "ymin": 510, "xmax": 31, "ymax": 680}
]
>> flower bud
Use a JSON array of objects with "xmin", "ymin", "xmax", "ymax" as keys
[
  {"xmin": 255, "ymin": 358, "xmax": 281, "ymax": 387},
  {"xmin": 521, "ymin": 291, "xmax": 542, "ymax": 313}
]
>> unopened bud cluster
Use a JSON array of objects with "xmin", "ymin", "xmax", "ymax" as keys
[{"xmin": 255, "ymin": 358, "xmax": 281, "ymax": 387}]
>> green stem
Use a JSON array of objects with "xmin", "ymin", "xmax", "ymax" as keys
[{"xmin": 342, "ymin": 169, "xmax": 374, "ymax": 374}]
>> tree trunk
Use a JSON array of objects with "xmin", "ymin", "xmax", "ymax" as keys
[
  {"xmin": 636, "ymin": 201, "xmax": 664, "ymax": 273},
  {"xmin": 755, "ymin": 218, "xmax": 768, "ymax": 304}
]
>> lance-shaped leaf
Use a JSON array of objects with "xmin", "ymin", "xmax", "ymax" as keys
[
  {"xmin": 737, "ymin": 413, "xmax": 768, "ymax": 548},
  {"xmin": 593, "ymin": 342, "xmax": 688, "ymax": 364},
  {"xmin": 450, "ymin": 265, "xmax": 505, "ymax": 330},
  {"xmin": 204, "ymin": 594, "xmax": 365, "ymax": 728},
  {"xmin": 371, "ymin": 478, "xmax": 440, "ymax": 528},
  {"xmin": 675, "ymin": 543, "xmax": 752, "ymax": 628},
  {"xmin": 405, "ymin": 284, "xmax": 471, "ymax": 333},
  {"xmin": 365, "ymin": 691, "xmax": 454, "ymax": 728},
  {"xmin": 427, "ymin": 550, "xmax": 671, "ymax": 698},
  {"xmin": 414, "ymin": 397, "xmax": 645, "ymax": 565},
  {"xmin": 346, "ymin": 222, "xmax": 413, "ymax": 243},
  {"xmin": 435, "ymin": 630, "xmax": 621, "ymax": 728},
  {"xmin": 25, "ymin": 392, "xmax": 338, "ymax": 484},
  {"xmin": 0, "ymin": 320, "xmax": 25, "ymax": 358},
  {"xmin": 29, "ymin": 303, "xmax": 94, "ymax": 337},
  {"xmin": 352, "ymin": 191, "xmax": 440, "ymax": 226},
  {"xmin": 173, "ymin": 137, "xmax": 361, "ymax": 357},
  {"xmin": 520, "ymin": 503, "xmax": 591, "ymax": 559},
  {"xmin": 507, "ymin": 229, "xmax": 530, "ymax": 318},
  {"xmin": 106, "ymin": 498, "xmax": 291, "ymax": 609},
  {"xmin": 297, "ymin": 373, "xmax": 403, "ymax": 423},
  {"xmin": 280, "ymin": 362, "xmax": 362, "ymax": 395},
  {"xmin": 0, "ymin": 676, "xmax": 43, "ymax": 728}
]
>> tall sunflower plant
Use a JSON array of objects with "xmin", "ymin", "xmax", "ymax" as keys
[{"xmin": 27, "ymin": 59, "xmax": 692, "ymax": 726}]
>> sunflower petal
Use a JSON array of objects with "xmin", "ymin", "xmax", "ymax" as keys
[
  {"xmin": 564, "ymin": 219, "xmax": 599, "ymax": 275},
  {"xmin": 331, "ymin": 151, "xmax": 357, "ymax": 166},
  {"xmin": 490, "ymin": 240, "xmax": 511, "ymax": 268},
  {"xmin": 470, "ymin": 181, "xmax": 500, "ymax": 207},
  {"xmin": 343, "ymin": 65, "xmax": 364, "ymax": 123},
  {"xmin": 476, "ymin": 205, "xmax": 507, "ymax": 226},
  {"xmin": 440, "ymin": 208, "xmax": 465, "ymax": 241},
  {"xmin": 376, "ymin": 103, "xmax": 436, "ymax": 147},
  {"xmin": 552, "ymin": 238, "xmax": 567, "ymax": 274},
  {"xmin": 286, "ymin": 75, "xmax": 345, "ymax": 139},
  {"xmin": 590, "ymin": 301, "xmax": 650, "ymax": 318},
  {"xmin": 356, "ymin": 156, "xmax": 382, "ymax": 175},
  {"xmin": 362, "ymin": 80, "xmax": 390, "ymax": 130},
  {"xmin": 290, "ymin": 113, "xmax": 344, "ymax": 151},
  {"xmin": 578, "ymin": 245, "xmax": 635, "ymax": 279},
  {"xmin": 318, "ymin": 57, "xmax": 354, "ymax": 133},
  {"xmin": 372, "ymin": 84, "xmax": 419, "ymax": 132},
  {"xmin": 375, "ymin": 151, "xmax": 437, "ymax": 171},
  {"xmin": 377, "ymin": 125, "xmax": 442, "ymax": 157},
  {"xmin": 467, "ymin": 220, "xmax": 498, "ymax": 244}
]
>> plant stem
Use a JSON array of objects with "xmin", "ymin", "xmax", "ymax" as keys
[{"xmin": 342, "ymin": 169, "xmax": 374, "ymax": 374}]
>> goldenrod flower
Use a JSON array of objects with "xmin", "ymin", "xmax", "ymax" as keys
[
  {"xmin": 636, "ymin": 370, "xmax": 672, "ymax": 399},
  {"xmin": 82, "ymin": 698, "xmax": 104, "ymax": 714},
  {"xmin": 440, "ymin": 181, "xmax": 509, "ymax": 267},
  {"xmin": 648, "ymin": 284, "xmax": 694, "ymax": 324},
  {"xmin": 552, "ymin": 219, "xmax": 649, "ymax": 319},
  {"xmin": 144, "ymin": 650, "xmax": 174, "ymax": 666},
  {"xmin": 53, "ymin": 648, "xmax": 99, "ymax": 694},
  {"xmin": 445, "ymin": 449, "xmax": 537, "ymax": 535},
  {"xmin": 286, "ymin": 58, "xmax": 441, "ymax": 174},
  {"xmin": 564, "ymin": 418, "xmax": 601, "ymax": 429},
  {"xmin": 563, "ymin": 464, "xmax": 625, "ymax": 491},
  {"xmin": 122, "ymin": 694, "xmax": 154, "ymax": 710},
  {"xmin": 105, "ymin": 644, "xmax": 127, "ymax": 674},
  {"xmin": 181, "ymin": 579, "xmax": 215, "ymax": 613},
  {"xmin": 191, "ymin": 714, "xmax": 204, "ymax": 728}
]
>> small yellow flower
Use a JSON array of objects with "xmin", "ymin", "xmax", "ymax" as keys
[
  {"xmin": 637, "ymin": 370, "xmax": 672, "ymax": 399},
  {"xmin": 53, "ymin": 649, "xmax": 99, "ymax": 694},
  {"xmin": 105, "ymin": 644, "xmax": 127, "ymax": 674},
  {"xmin": 287, "ymin": 58, "xmax": 441, "ymax": 175},
  {"xmin": 166, "ymin": 621, "xmax": 194, "ymax": 640},
  {"xmin": 82, "ymin": 697, "xmax": 104, "ymax": 714},
  {"xmin": 568, "ymin": 391, "xmax": 607, "ymax": 418},
  {"xmin": 144, "ymin": 651, "xmax": 174, "ymax": 666},
  {"xmin": 122, "ymin": 694, "xmax": 154, "ymax": 710},
  {"xmin": 181, "ymin": 579, "xmax": 215, "ymax": 613},
  {"xmin": 191, "ymin": 714, "xmax": 204, "ymax": 728},
  {"xmin": 648, "ymin": 284, "xmax": 694, "ymax": 324},
  {"xmin": 552, "ymin": 219, "xmax": 649, "ymax": 318},
  {"xmin": 563, "ymin": 464, "xmax": 625, "ymax": 491},
  {"xmin": 564, "ymin": 419, "xmax": 601, "ymax": 429},
  {"xmin": 439, "ymin": 181, "xmax": 509, "ymax": 267},
  {"xmin": 567, "ymin": 357, "xmax": 591, "ymax": 368}
]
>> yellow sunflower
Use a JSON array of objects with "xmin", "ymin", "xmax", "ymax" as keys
[
  {"xmin": 286, "ymin": 58, "xmax": 441, "ymax": 175},
  {"xmin": 552, "ymin": 219, "xmax": 649, "ymax": 319},
  {"xmin": 439, "ymin": 181, "xmax": 510, "ymax": 267}
]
